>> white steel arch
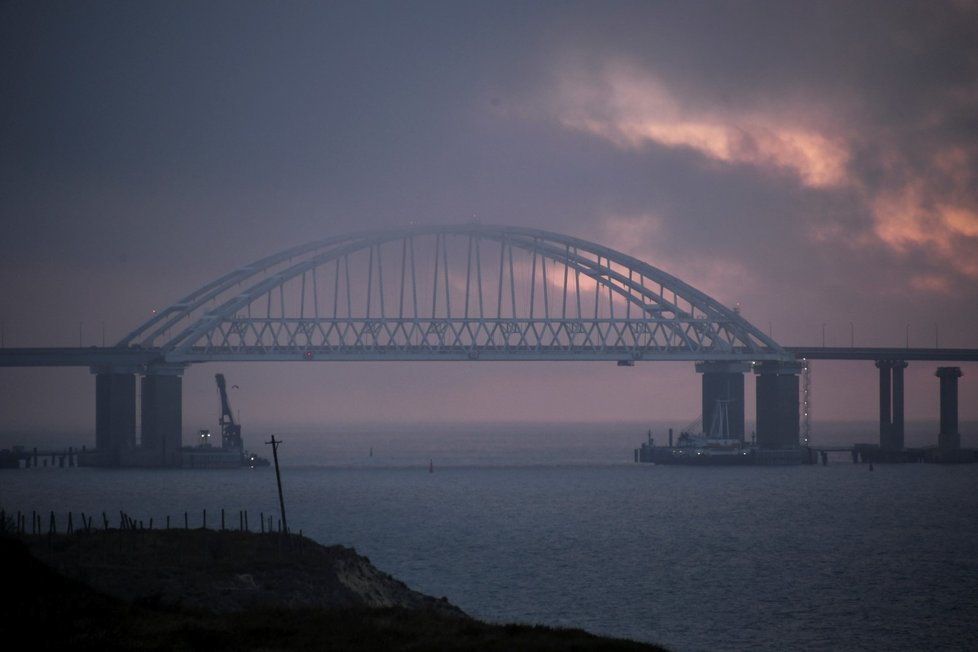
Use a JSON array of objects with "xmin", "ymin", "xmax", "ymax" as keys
[{"xmin": 119, "ymin": 224, "xmax": 790, "ymax": 363}]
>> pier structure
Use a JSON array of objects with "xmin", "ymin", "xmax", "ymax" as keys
[
  {"xmin": 937, "ymin": 367, "xmax": 963, "ymax": 451},
  {"xmin": 94, "ymin": 368, "xmax": 136, "ymax": 466},
  {"xmin": 876, "ymin": 360, "xmax": 908, "ymax": 450},
  {"xmin": 92, "ymin": 364, "xmax": 186, "ymax": 467},
  {"xmin": 695, "ymin": 361, "xmax": 749, "ymax": 440},
  {"xmin": 754, "ymin": 361, "xmax": 803, "ymax": 449},
  {"xmin": 138, "ymin": 364, "xmax": 186, "ymax": 467}
]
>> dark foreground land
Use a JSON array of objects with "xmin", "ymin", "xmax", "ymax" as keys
[{"xmin": 2, "ymin": 528, "xmax": 666, "ymax": 651}]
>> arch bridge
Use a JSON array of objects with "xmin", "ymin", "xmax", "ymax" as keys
[
  {"xmin": 91, "ymin": 225, "xmax": 803, "ymax": 464},
  {"xmin": 121, "ymin": 224, "xmax": 788, "ymax": 363}
]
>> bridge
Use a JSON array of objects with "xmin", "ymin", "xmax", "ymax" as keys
[{"xmin": 0, "ymin": 224, "xmax": 973, "ymax": 465}]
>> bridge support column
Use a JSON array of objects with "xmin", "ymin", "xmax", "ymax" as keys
[
  {"xmin": 936, "ymin": 367, "xmax": 962, "ymax": 451},
  {"xmin": 93, "ymin": 369, "xmax": 136, "ymax": 466},
  {"xmin": 141, "ymin": 365, "xmax": 186, "ymax": 467},
  {"xmin": 876, "ymin": 360, "xmax": 908, "ymax": 450},
  {"xmin": 695, "ymin": 361, "xmax": 749, "ymax": 440},
  {"xmin": 754, "ymin": 361, "xmax": 802, "ymax": 449}
]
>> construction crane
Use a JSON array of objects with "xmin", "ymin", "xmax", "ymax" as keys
[{"xmin": 215, "ymin": 373, "xmax": 243, "ymax": 451}]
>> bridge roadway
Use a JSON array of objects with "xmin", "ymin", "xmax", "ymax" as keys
[
  {"xmin": 785, "ymin": 347, "xmax": 978, "ymax": 362},
  {"xmin": 2, "ymin": 345, "xmax": 978, "ymax": 367}
]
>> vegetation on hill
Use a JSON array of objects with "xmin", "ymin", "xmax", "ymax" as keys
[{"xmin": 2, "ymin": 529, "xmax": 668, "ymax": 651}]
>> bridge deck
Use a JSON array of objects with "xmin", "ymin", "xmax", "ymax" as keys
[{"xmin": 1, "ymin": 345, "xmax": 977, "ymax": 367}]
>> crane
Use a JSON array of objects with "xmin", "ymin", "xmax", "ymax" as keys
[{"xmin": 215, "ymin": 373, "xmax": 243, "ymax": 451}]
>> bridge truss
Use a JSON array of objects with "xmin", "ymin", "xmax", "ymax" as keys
[{"xmin": 119, "ymin": 224, "xmax": 789, "ymax": 364}]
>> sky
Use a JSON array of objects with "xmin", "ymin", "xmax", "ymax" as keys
[{"xmin": 1, "ymin": 0, "xmax": 977, "ymax": 439}]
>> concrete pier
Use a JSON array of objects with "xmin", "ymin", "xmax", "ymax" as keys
[
  {"xmin": 936, "ymin": 367, "xmax": 962, "ymax": 451},
  {"xmin": 754, "ymin": 361, "xmax": 802, "ymax": 449},
  {"xmin": 90, "ymin": 364, "xmax": 186, "ymax": 467},
  {"xmin": 876, "ymin": 360, "xmax": 908, "ymax": 450},
  {"xmin": 695, "ymin": 361, "xmax": 749, "ymax": 440},
  {"xmin": 140, "ymin": 366, "xmax": 185, "ymax": 467},
  {"xmin": 94, "ymin": 370, "xmax": 136, "ymax": 465}
]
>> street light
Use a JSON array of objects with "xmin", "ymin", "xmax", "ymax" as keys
[
  {"xmin": 821, "ymin": 322, "xmax": 826, "ymax": 347},
  {"xmin": 906, "ymin": 324, "xmax": 910, "ymax": 349},
  {"xmin": 849, "ymin": 322, "xmax": 854, "ymax": 347}
]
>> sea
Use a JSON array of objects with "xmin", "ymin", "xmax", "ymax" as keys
[{"xmin": 2, "ymin": 420, "xmax": 978, "ymax": 652}]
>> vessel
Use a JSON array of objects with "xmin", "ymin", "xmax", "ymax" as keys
[
  {"xmin": 182, "ymin": 374, "xmax": 270, "ymax": 469},
  {"xmin": 634, "ymin": 399, "xmax": 807, "ymax": 465},
  {"xmin": 635, "ymin": 430, "xmax": 758, "ymax": 465}
]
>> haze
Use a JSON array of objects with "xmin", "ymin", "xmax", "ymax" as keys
[{"xmin": 2, "ymin": 1, "xmax": 976, "ymax": 435}]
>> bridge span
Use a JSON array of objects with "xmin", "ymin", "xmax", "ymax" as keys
[{"xmin": 1, "ymin": 224, "xmax": 973, "ymax": 466}]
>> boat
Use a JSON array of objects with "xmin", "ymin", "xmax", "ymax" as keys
[
  {"xmin": 636, "ymin": 430, "xmax": 758, "ymax": 465},
  {"xmin": 634, "ymin": 397, "xmax": 810, "ymax": 466},
  {"xmin": 245, "ymin": 451, "xmax": 270, "ymax": 468},
  {"xmin": 635, "ymin": 398, "xmax": 782, "ymax": 465},
  {"xmin": 180, "ymin": 375, "xmax": 270, "ymax": 469}
]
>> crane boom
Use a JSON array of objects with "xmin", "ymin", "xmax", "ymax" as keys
[{"xmin": 215, "ymin": 373, "xmax": 242, "ymax": 450}]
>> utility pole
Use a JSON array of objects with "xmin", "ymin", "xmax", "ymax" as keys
[{"xmin": 266, "ymin": 435, "xmax": 288, "ymax": 534}]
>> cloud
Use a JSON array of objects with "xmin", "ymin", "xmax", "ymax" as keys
[
  {"xmin": 541, "ymin": 54, "xmax": 978, "ymax": 289},
  {"xmin": 865, "ymin": 140, "xmax": 978, "ymax": 281},
  {"xmin": 551, "ymin": 62, "xmax": 850, "ymax": 189}
]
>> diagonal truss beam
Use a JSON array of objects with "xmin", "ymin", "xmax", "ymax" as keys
[{"xmin": 120, "ymin": 224, "xmax": 791, "ymax": 364}]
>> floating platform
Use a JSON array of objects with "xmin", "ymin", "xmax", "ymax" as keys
[{"xmin": 635, "ymin": 442, "xmax": 809, "ymax": 466}]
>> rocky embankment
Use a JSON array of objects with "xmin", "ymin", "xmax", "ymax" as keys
[{"xmin": 3, "ymin": 528, "xmax": 667, "ymax": 651}]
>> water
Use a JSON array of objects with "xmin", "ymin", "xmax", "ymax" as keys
[{"xmin": 3, "ymin": 421, "xmax": 978, "ymax": 651}]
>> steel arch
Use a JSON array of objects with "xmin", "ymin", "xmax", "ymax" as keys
[{"xmin": 119, "ymin": 224, "xmax": 790, "ymax": 363}]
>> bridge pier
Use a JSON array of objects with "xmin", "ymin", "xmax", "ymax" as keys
[
  {"xmin": 876, "ymin": 360, "xmax": 908, "ymax": 450},
  {"xmin": 94, "ymin": 369, "xmax": 136, "ymax": 466},
  {"xmin": 695, "ymin": 361, "xmax": 749, "ymax": 440},
  {"xmin": 936, "ymin": 367, "xmax": 962, "ymax": 451},
  {"xmin": 91, "ymin": 364, "xmax": 185, "ymax": 467},
  {"xmin": 754, "ymin": 361, "xmax": 802, "ymax": 449},
  {"xmin": 140, "ymin": 365, "xmax": 185, "ymax": 467}
]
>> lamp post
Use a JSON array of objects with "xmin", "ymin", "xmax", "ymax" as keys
[
  {"xmin": 849, "ymin": 322, "xmax": 854, "ymax": 347},
  {"xmin": 821, "ymin": 322, "xmax": 826, "ymax": 347}
]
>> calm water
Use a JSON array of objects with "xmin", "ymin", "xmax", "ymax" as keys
[{"xmin": 3, "ymin": 421, "xmax": 978, "ymax": 652}]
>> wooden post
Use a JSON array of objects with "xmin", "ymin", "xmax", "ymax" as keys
[{"xmin": 266, "ymin": 435, "xmax": 288, "ymax": 534}]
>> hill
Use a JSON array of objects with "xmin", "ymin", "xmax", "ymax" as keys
[{"xmin": 3, "ymin": 528, "xmax": 668, "ymax": 651}]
